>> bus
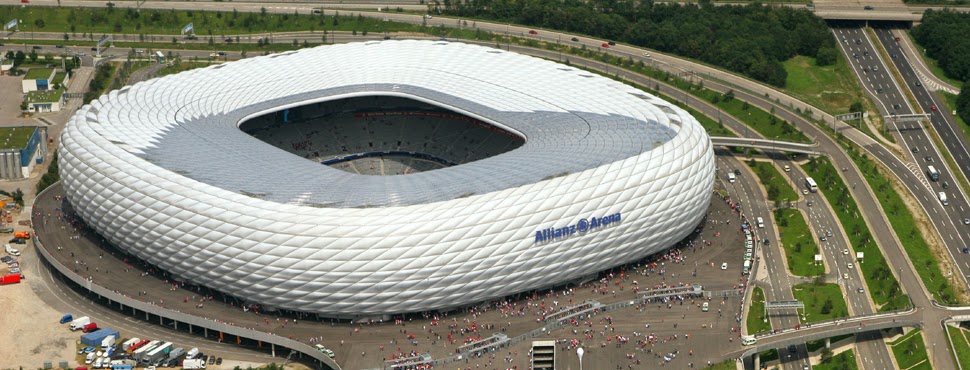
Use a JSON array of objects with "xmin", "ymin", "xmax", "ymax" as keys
[
  {"xmin": 805, "ymin": 177, "xmax": 818, "ymax": 193},
  {"xmin": 927, "ymin": 165, "xmax": 940, "ymax": 181},
  {"xmin": 155, "ymin": 51, "xmax": 165, "ymax": 64}
]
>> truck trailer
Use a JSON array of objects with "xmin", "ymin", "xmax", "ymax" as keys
[
  {"xmin": 69, "ymin": 316, "xmax": 91, "ymax": 331},
  {"xmin": 141, "ymin": 342, "xmax": 172, "ymax": 365},
  {"xmin": 132, "ymin": 340, "xmax": 161, "ymax": 361}
]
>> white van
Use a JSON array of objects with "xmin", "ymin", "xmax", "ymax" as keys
[
  {"xmin": 727, "ymin": 173, "xmax": 736, "ymax": 183},
  {"xmin": 940, "ymin": 192, "xmax": 949, "ymax": 206},
  {"xmin": 85, "ymin": 352, "xmax": 96, "ymax": 364},
  {"xmin": 741, "ymin": 336, "xmax": 758, "ymax": 346},
  {"xmin": 4, "ymin": 244, "xmax": 19, "ymax": 256},
  {"xmin": 756, "ymin": 217, "xmax": 765, "ymax": 228}
]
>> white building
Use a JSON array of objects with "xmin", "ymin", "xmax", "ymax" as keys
[{"xmin": 59, "ymin": 41, "xmax": 714, "ymax": 318}]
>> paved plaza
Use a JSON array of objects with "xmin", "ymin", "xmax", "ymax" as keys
[{"xmin": 33, "ymin": 184, "xmax": 752, "ymax": 369}]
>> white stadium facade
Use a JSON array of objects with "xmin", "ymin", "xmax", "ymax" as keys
[{"xmin": 59, "ymin": 40, "xmax": 715, "ymax": 318}]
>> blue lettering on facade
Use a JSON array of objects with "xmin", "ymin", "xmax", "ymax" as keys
[{"xmin": 534, "ymin": 212, "xmax": 622, "ymax": 243}]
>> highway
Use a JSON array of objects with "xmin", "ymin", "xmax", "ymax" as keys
[{"xmin": 833, "ymin": 22, "xmax": 970, "ymax": 300}]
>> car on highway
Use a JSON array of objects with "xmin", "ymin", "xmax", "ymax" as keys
[
  {"xmin": 734, "ymin": 169, "xmax": 741, "ymax": 175},
  {"xmin": 843, "ymin": 249, "xmax": 849, "ymax": 255},
  {"xmin": 31, "ymin": 45, "xmax": 41, "ymax": 50},
  {"xmin": 528, "ymin": 30, "xmax": 537, "ymax": 35},
  {"xmin": 806, "ymin": 2, "xmax": 814, "ymax": 7},
  {"xmin": 847, "ymin": 263, "xmax": 854, "ymax": 269},
  {"xmin": 964, "ymin": 218, "xmax": 970, "ymax": 225},
  {"xmin": 783, "ymin": 165, "xmax": 790, "ymax": 172},
  {"xmin": 963, "ymin": 247, "xmax": 969, "ymax": 254},
  {"xmin": 893, "ymin": 104, "xmax": 901, "ymax": 109},
  {"xmin": 915, "ymin": 81, "xmax": 922, "ymax": 86},
  {"xmin": 826, "ymin": 230, "xmax": 832, "ymax": 237},
  {"xmin": 863, "ymin": 51, "xmax": 868, "ymax": 56},
  {"xmin": 820, "ymin": 235, "xmax": 826, "ymax": 241},
  {"xmin": 873, "ymin": 66, "xmax": 878, "ymax": 71},
  {"xmin": 76, "ymin": 52, "xmax": 85, "ymax": 56},
  {"xmin": 642, "ymin": 52, "xmax": 651, "ymax": 57},
  {"xmin": 858, "ymin": 287, "xmax": 865, "ymax": 293},
  {"xmin": 571, "ymin": 37, "xmax": 579, "ymax": 42},
  {"xmin": 877, "ymin": 88, "xmax": 883, "ymax": 93},
  {"xmin": 911, "ymin": 146, "xmax": 918, "ymax": 153},
  {"xmin": 843, "ymin": 273, "xmax": 849, "ymax": 279},
  {"xmin": 601, "ymin": 43, "xmax": 610, "ymax": 48},
  {"xmin": 855, "ymin": 39, "xmax": 861, "ymax": 44},
  {"xmin": 931, "ymin": 105, "xmax": 937, "ymax": 111},
  {"xmin": 312, "ymin": 9, "xmax": 321, "ymax": 14},
  {"xmin": 925, "ymin": 155, "xmax": 933, "ymax": 162},
  {"xmin": 721, "ymin": 262, "xmax": 727, "ymax": 270},
  {"xmin": 864, "ymin": 5, "xmax": 874, "ymax": 10},
  {"xmin": 943, "ymin": 181, "xmax": 949, "ymax": 189},
  {"xmin": 423, "ymin": 14, "xmax": 432, "ymax": 19},
  {"xmin": 607, "ymin": 41, "xmax": 616, "ymax": 46}
]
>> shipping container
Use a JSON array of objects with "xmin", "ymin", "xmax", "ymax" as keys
[
  {"xmin": 81, "ymin": 328, "xmax": 119, "ymax": 347},
  {"xmin": 1, "ymin": 273, "xmax": 21, "ymax": 285}
]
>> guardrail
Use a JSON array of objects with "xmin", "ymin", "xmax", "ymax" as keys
[{"xmin": 31, "ymin": 183, "xmax": 342, "ymax": 370}]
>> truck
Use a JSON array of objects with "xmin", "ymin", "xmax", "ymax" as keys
[
  {"xmin": 166, "ymin": 347, "xmax": 185, "ymax": 362},
  {"xmin": 1, "ymin": 273, "xmax": 21, "ymax": 285},
  {"xmin": 80, "ymin": 328, "xmax": 118, "ymax": 346},
  {"xmin": 98, "ymin": 329, "xmax": 118, "ymax": 351},
  {"xmin": 69, "ymin": 316, "xmax": 91, "ymax": 330},
  {"xmin": 182, "ymin": 358, "xmax": 206, "ymax": 369},
  {"xmin": 126, "ymin": 339, "xmax": 149, "ymax": 354},
  {"xmin": 121, "ymin": 337, "xmax": 141, "ymax": 351},
  {"xmin": 13, "ymin": 231, "xmax": 30, "ymax": 239},
  {"xmin": 927, "ymin": 165, "xmax": 940, "ymax": 181},
  {"xmin": 59, "ymin": 314, "xmax": 73, "ymax": 324},
  {"xmin": 81, "ymin": 323, "xmax": 99, "ymax": 333},
  {"xmin": 141, "ymin": 342, "xmax": 172, "ymax": 365},
  {"xmin": 133, "ymin": 340, "xmax": 161, "ymax": 361}
]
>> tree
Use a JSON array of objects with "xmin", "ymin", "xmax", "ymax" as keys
[
  {"xmin": 849, "ymin": 101, "xmax": 864, "ymax": 113},
  {"xmin": 819, "ymin": 346, "xmax": 833, "ymax": 363},
  {"xmin": 957, "ymin": 81, "xmax": 970, "ymax": 126},
  {"xmin": 723, "ymin": 90, "xmax": 735, "ymax": 102},
  {"xmin": 820, "ymin": 297, "xmax": 833, "ymax": 314},
  {"xmin": 63, "ymin": 33, "xmax": 69, "ymax": 41},
  {"xmin": 28, "ymin": 50, "xmax": 38, "ymax": 63},
  {"xmin": 815, "ymin": 46, "xmax": 838, "ymax": 66},
  {"xmin": 34, "ymin": 19, "xmax": 45, "ymax": 29}
]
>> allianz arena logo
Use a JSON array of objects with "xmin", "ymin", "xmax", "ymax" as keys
[{"xmin": 534, "ymin": 213, "xmax": 622, "ymax": 243}]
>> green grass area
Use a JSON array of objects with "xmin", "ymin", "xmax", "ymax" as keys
[
  {"xmin": 814, "ymin": 349, "xmax": 859, "ymax": 370},
  {"xmin": 676, "ymin": 101, "xmax": 736, "ymax": 137},
  {"xmin": 759, "ymin": 349, "xmax": 779, "ymax": 364},
  {"xmin": 52, "ymin": 72, "xmax": 66, "ymax": 86},
  {"xmin": 747, "ymin": 160, "xmax": 799, "ymax": 202},
  {"xmin": 0, "ymin": 127, "xmax": 36, "ymax": 150},
  {"xmin": 834, "ymin": 137, "xmax": 959, "ymax": 305},
  {"xmin": 24, "ymin": 67, "xmax": 53, "ymax": 80},
  {"xmin": 84, "ymin": 62, "xmax": 117, "ymax": 104},
  {"xmin": 25, "ymin": 89, "xmax": 64, "ymax": 103},
  {"xmin": 947, "ymin": 325, "xmax": 970, "ymax": 370},
  {"xmin": 782, "ymin": 54, "xmax": 863, "ymax": 115},
  {"xmin": 709, "ymin": 359, "xmax": 741, "ymax": 370},
  {"xmin": 941, "ymin": 91, "xmax": 970, "ymax": 143},
  {"xmin": 747, "ymin": 287, "xmax": 772, "ymax": 335},
  {"xmin": 891, "ymin": 330, "xmax": 932, "ymax": 370},
  {"xmin": 792, "ymin": 282, "xmax": 848, "ymax": 323},
  {"xmin": 802, "ymin": 156, "xmax": 909, "ymax": 311},
  {"xmin": 0, "ymin": 5, "xmax": 424, "ymax": 35},
  {"xmin": 806, "ymin": 334, "xmax": 852, "ymax": 353},
  {"xmin": 775, "ymin": 208, "xmax": 825, "ymax": 277}
]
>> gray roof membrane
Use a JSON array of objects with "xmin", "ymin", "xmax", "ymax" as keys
[{"xmin": 140, "ymin": 84, "xmax": 677, "ymax": 208}]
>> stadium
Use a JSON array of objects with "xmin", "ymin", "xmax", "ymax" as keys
[{"xmin": 58, "ymin": 40, "xmax": 714, "ymax": 318}]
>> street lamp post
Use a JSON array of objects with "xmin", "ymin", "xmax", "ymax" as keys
[{"xmin": 577, "ymin": 347, "xmax": 584, "ymax": 370}]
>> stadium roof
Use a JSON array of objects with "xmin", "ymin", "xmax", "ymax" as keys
[{"xmin": 76, "ymin": 40, "xmax": 693, "ymax": 208}]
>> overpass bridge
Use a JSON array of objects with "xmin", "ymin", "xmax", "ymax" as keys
[
  {"xmin": 734, "ymin": 309, "xmax": 920, "ymax": 369},
  {"xmin": 710, "ymin": 136, "xmax": 821, "ymax": 155}
]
